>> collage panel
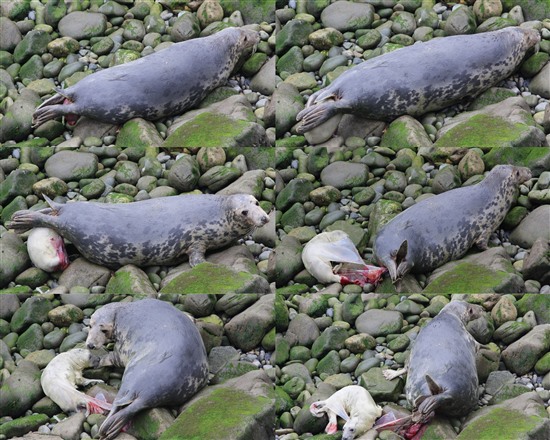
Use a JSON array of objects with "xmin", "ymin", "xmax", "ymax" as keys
[{"xmin": 0, "ymin": 293, "xmax": 277, "ymax": 439}]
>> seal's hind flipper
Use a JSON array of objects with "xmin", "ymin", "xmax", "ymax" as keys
[
  {"xmin": 42, "ymin": 194, "xmax": 62, "ymax": 213},
  {"xmin": 33, "ymin": 101, "xmax": 79, "ymax": 127},
  {"xmin": 425, "ymin": 374, "xmax": 444, "ymax": 396},
  {"xmin": 296, "ymin": 104, "xmax": 339, "ymax": 133},
  {"xmin": 6, "ymin": 210, "xmax": 50, "ymax": 233}
]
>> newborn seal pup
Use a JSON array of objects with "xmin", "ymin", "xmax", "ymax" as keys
[
  {"xmin": 86, "ymin": 299, "xmax": 209, "ymax": 440},
  {"xmin": 27, "ymin": 227, "xmax": 69, "ymax": 272},
  {"xmin": 373, "ymin": 165, "xmax": 532, "ymax": 282},
  {"xmin": 41, "ymin": 348, "xmax": 112, "ymax": 415},
  {"xmin": 296, "ymin": 27, "xmax": 539, "ymax": 132},
  {"xmin": 8, "ymin": 193, "xmax": 269, "ymax": 268},
  {"xmin": 32, "ymin": 27, "xmax": 259, "ymax": 126}
]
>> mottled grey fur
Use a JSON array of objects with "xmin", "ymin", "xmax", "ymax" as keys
[
  {"xmin": 32, "ymin": 28, "xmax": 259, "ymax": 126},
  {"xmin": 86, "ymin": 299, "xmax": 209, "ymax": 440},
  {"xmin": 8, "ymin": 194, "xmax": 269, "ymax": 268},
  {"xmin": 296, "ymin": 27, "xmax": 539, "ymax": 132},
  {"xmin": 406, "ymin": 301, "xmax": 483, "ymax": 418},
  {"xmin": 373, "ymin": 165, "xmax": 532, "ymax": 282}
]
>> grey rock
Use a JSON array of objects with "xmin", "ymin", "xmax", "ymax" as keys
[
  {"xmin": 0, "ymin": 231, "xmax": 29, "ymax": 287},
  {"xmin": 0, "ymin": 360, "xmax": 43, "ymax": 418},
  {"xmin": 44, "ymin": 151, "xmax": 98, "ymax": 182},
  {"xmin": 10, "ymin": 296, "xmax": 51, "ymax": 333},
  {"xmin": 502, "ymin": 324, "xmax": 550, "ymax": 375},
  {"xmin": 510, "ymin": 205, "xmax": 550, "ymax": 248},
  {"xmin": 530, "ymin": 62, "xmax": 550, "ymax": 99},
  {"xmin": 523, "ymin": 238, "xmax": 550, "ymax": 285},
  {"xmin": 51, "ymin": 411, "xmax": 86, "ymax": 440},
  {"xmin": 57, "ymin": 258, "xmax": 112, "ymax": 289},
  {"xmin": 0, "ymin": 17, "xmax": 22, "ymax": 51},
  {"xmin": 225, "ymin": 294, "xmax": 274, "ymax": 351},
  {"xmin": 58, "ymin": 12, "xmax": 107, "ymax": 40},
  {"xmin": 355, "ymin": 309, "xmax": 403, "ymax": 337},
  {"xmin": 161, "ymin": 370, "xmax": 275, "ymax": 440},
  {"xmin": 250, "ymin": 56, "xmax": 275, "ymax": 96},
  {"xmin": 0, "ymin": 294, "xmax": 20, "ymax": 320},
  {"xmin": 217, "ymin": 170, "xmax": 266, "ymax": 198},
  {"xmin": 320, "ymin": 161, "xmax": 369, "ymax": 189},
  {"xmin": 285, "ymin": 313, "xmax": 320, "ymax": 347},
  {"xmin": 321, "ymin": 1, "xmax": 374, "ymax": 32}
]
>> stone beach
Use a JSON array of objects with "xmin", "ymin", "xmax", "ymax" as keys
[{"xmin": 0, "ymin": 0, "xmax": 550, "ymax": 439}]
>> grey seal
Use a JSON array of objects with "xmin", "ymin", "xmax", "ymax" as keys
[
  {"xmin": 296, "ymin": 27, "xmax": 540, "ymax": 133},
  {"xmin": 86, "ymin": 299, "xmax": 209, "ymax": 440},
  {"xmin": 8, "ymin": 193, "xmax": 270, "ymax": 268},
  {"xmin": 32, "ymin": 27, "xmax": 259, "ymax": 126},
  {"xmin": 373, "ymin": 165, "xmax": 532, "ymax": 282},
  {"xmin": 406, "ymin": 301, "xmax": 483, "ymax": 419}
]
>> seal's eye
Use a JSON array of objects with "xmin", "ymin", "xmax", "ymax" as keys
[
  {"xmin": 101, "ymin": 329, "xmax": 109, "ymax": 334},
  {"xmin": 255, "ymin": 201, "xmax": 259, "ymax": 206},
  {"xmin": 242, "ymin": 210, "xmax": 248, "ymax": 216}
]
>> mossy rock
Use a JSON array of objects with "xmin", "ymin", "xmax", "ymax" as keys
[
  {"xmin": 0, "ymin": 413, "xmax": 49, "ymax": 438},
  {"xmin": 469, "ymin": 88, "xmax": 516, "ymax": 111},
  {"xmin": 434, "ymin": 114, "xmax": 541, "ymax": 149},
  {"xmin": 516, "ymin": 295, "xmax": 550, "ymax": 324},
  {"xmin": 105, "ymin": 265, "xmax": 157, "ymax": 296},
  {"xmin": 423, "ymin": 262, "xmax": 518, "ymax": 294},
  {"xmin": 501, "ymin": 0, "xmax": 550, "ymax": 21},
  {"xmin": 115, "ymin": 118, "xmax": 162, "ymax": 158},
  {"xmin": 159, "ymin": 387, "xmax": 274, "ymax": 440},
  {"xmin": 456, "ymin": 407, "xmax": 547, "ymax": 440},
  {"xmin": 160, "ymin": 262, "xmax": 262, "ymax": 294},
  {"xmin": 163, "ymin": 112, "xmax": 257, "ymax": 149},
  {"xmin": 484, "ymin": 147, "xmax": 550, "ymax": 178}
]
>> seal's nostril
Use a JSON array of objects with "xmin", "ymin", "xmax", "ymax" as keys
[{"xmin": 87, "ymin": 343, "xmax": 94, "ymax": 349}]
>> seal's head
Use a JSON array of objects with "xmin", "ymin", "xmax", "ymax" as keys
[
  {"xmin": 86, "ymin": 303, "xmax": 120, "ymax": 350},
  {"xmin": 441, "ymin": 301, "xmax": 484, "ymax": 324},
  {"xmin": 227, "ymin": 194, "xmax": 270, "ymax": 230},
  {"xmin": 489, "ymin": 164, "xmax": 532, "ymax": 185}
]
